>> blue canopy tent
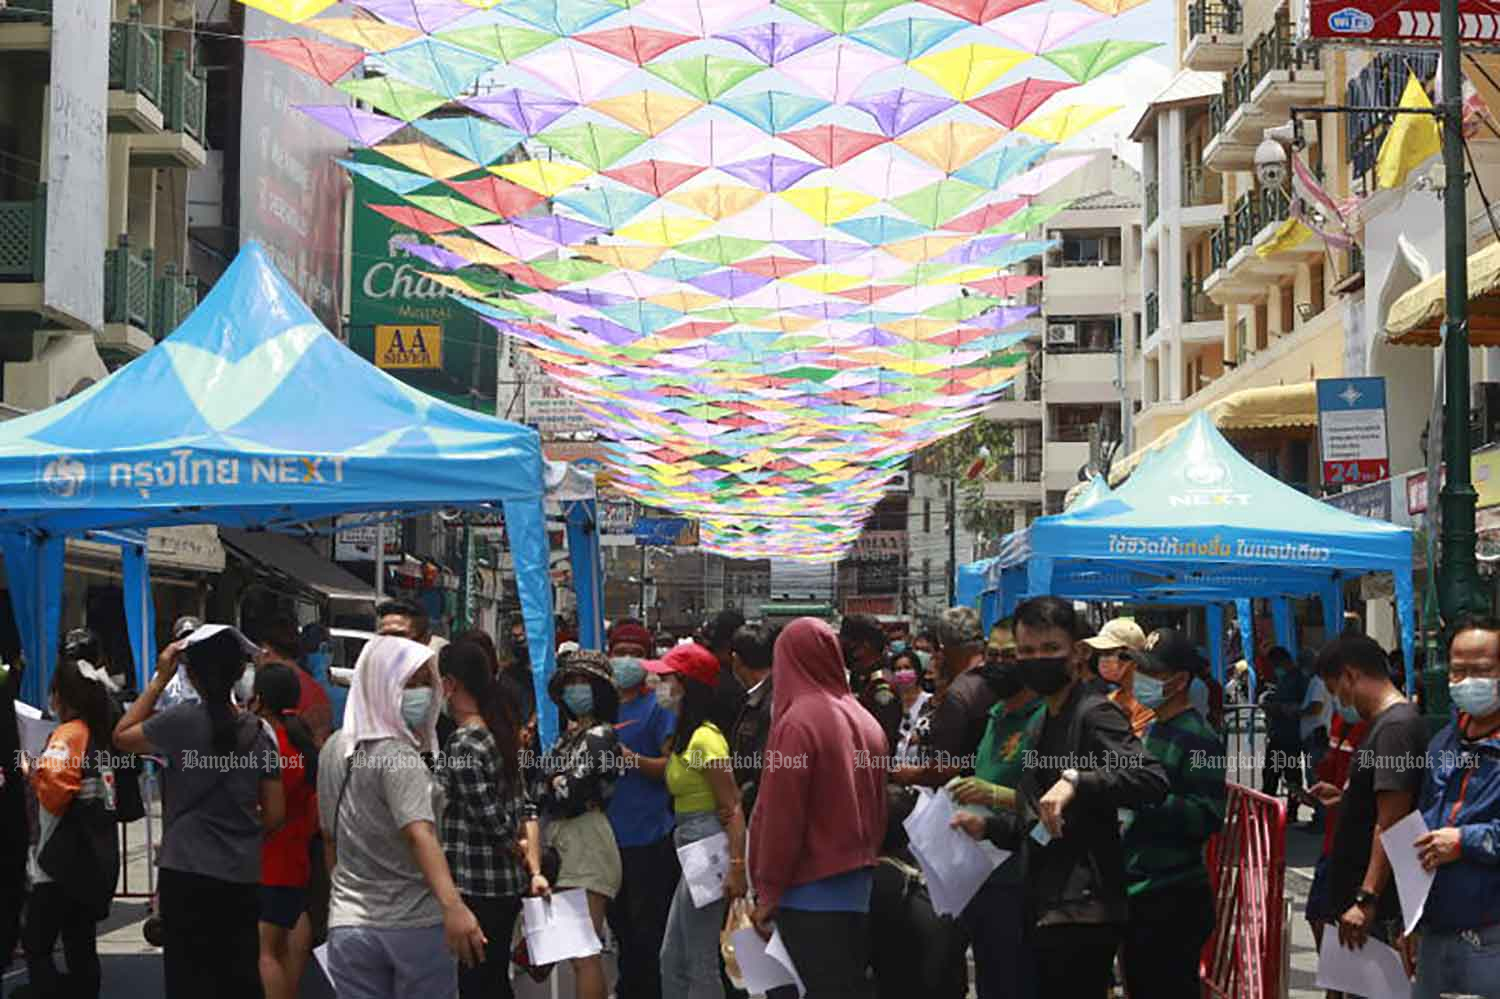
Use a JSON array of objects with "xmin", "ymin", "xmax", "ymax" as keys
[
  {"xmin": 0, "ymin": 243, "xmax": 577, "ymax": 747},
  {"xmin": 1007, "ymin": 412, "xmax": 1415, "ymax": 693}
]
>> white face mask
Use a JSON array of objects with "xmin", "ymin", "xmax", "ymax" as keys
[
  {"xmin": 233, "ymin": 667, "xmax": 255, "ymax": 705},
  {"xmin": 655, "ymin": 682, "xmax": 681, "ymax": 710}
]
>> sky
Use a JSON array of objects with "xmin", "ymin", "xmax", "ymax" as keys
[{"xmin": 1056, "ymin": 0, "xmax": 1176, "ymax": 168}]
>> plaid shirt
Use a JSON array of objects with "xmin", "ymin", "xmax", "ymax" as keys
[{"xmin": 438, "ymin": 725, "xmax": 537, "ymax": 899}]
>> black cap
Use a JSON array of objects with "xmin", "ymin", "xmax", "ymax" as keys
[{"xmin": 1127, "ymin": 628, "xmax": 1204, "ymax": 675}]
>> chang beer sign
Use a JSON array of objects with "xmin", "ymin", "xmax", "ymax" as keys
[{"xmin": 348, "ymin": 151, "xmax": 494, "ymax": 411}]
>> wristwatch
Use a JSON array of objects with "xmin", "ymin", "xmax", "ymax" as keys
[
  {"xmin": 1060, "ymin": 768, "xmax": 1080, "ymax": 787},
  {"xmin": 1353, "ymin": 889, "xmax": 1379, "ymax": 909}
]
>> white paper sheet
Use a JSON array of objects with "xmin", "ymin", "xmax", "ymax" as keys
[
  {"xmin": 1029, "ymin": 821, "xmax": 1054, "ymax": 846},
  {"xmin": 765, "ymin": 927, "xmax": 807, "ymax": 997},
  {"xmin": 312, "ymin": 943, "xmax": 331, "ymax": 982},
  {"xmin": 522, "ymin": 888, "xmax": 602, "ymax": 965},
  {"xmin": 1378, "ymin": 810, "xmax": 1434, "ymax": 937},
  {"xmin": 15, "ymin": 701, "xmax": 56, "ymax": 758},
  {"xmin": 1315, "ymin": 934, "xmax": 1411, "ymax": 999},
  {"xmin": 677, "ymin": 831, "xmax": 730, "ymax": 909},
  {"xmin": 730, "ymin": 927, "xmax": 799, "ymax": 995},
  {"xmin": 902, "ymin": 789, "xmax": 1009, "ymax": 917}
]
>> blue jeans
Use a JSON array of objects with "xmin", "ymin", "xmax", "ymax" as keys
[
  {"xmin": 1414, "ymin": 923, "xmax": 1500, "ymax": 999},
  {"xmin": 660, "ymin": 811, "xmax": 726, "ymax": 999}
]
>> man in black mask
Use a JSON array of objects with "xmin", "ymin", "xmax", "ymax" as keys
[
  {"xmin": 892, "ymin": 606, "xmax": 996, "ymax": 787},
  {"xmin": 951, "ymin": 596, "xmax": 1168, "ymax": 997},
  {"xmin": 841, "ymin": 614, "xmax": 902, "ymax": 754}
]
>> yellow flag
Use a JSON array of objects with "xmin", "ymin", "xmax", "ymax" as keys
[
  {"xmin": 1255, "ymin": 218, "xmax": 1314, "ymax": 258},
  {"xmin": 1377, "ymin": 73, "xmax": 1442, "ymax": 190}
]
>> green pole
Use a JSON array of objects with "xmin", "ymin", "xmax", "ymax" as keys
[{"xmin": 1432, "ymin": 0, "xmax": 1484, "ymax": 725}]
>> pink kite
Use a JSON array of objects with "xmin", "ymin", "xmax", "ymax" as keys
[
  {"xmin": 966, "ymin": 78, "xmax": 1078, "ymax": 129},
  {"xmin": 247, "ymin": 38, "xmax": 364, "ymax": 85},
  {"xmin": 779, "ymin": 125, "xmax": 888, "ymax": 168},
  {"xmin": 576, "ymin": 26, "xmax": 697, "ymax": 65}
]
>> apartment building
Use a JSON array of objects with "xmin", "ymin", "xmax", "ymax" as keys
[
  {"xmin": 981, "ymin": 150, "xmax": 1143, "ymax": 524},
  {"xmin": 0, "ymin": 0, "xmax": 206, "ymax": 410}
]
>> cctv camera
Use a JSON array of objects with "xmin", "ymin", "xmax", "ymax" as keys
[{"xmin": 1254, "ymin": 137, "xmax": 1288, "ymax": 187}]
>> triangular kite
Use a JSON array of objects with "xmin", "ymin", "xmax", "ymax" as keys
[
  {"xmin": 966, "ymin": 77, "xmax": 1077, "ymax": 128},
  {"xmin": 716, "ymin": 91, "xmax": 830, "ymax": 134},
  {"xmin": 247, "ymin": 38, "xmax": 364, "ymax": 85},
  {"xmin": 576, "ymin": 26, "xmax": 696, "ymax": 64},
  {"xmin": 337, "ymin": 76, "xmax": 449, "ymax": 121},
  {"xmin": 602, "ymin": 159, "xmax": 708, "ymax": 196},
  {"xmin": 776, "ymin": 0, "xmax": 908, "ymax": 33},
  {"xmin": 589, "ymin": 92, "xmax": 703, "ymax": 135},
  {"xmin": 915, "ymin": 0, "xmax": 1041, "ymax": 24},
  {"xmin": 909, "ymin": 44, "xmax": 1031, "ymax": 101},
  {"xmin": 1041, "ymin": 40, "xmax": 1162, "ymax": 83},
  {"xmin": 646, "ymin": 56, "xmax": 765, "ymax": 102},
  {"xmin": 779, "ymin": 125, "xmax": 888, "ymax": 167},
  {"xmin": 536, "ymin": 122, "xmax": 648, "ymax": 170},
  {"xmin": 240, "ymin": 0, "xmax": 339, "ymax": 21},
  {"xmin": 436, "ymin": 24, "xmax": 558, "ymax": 62},
  {"xmin": 305, "ymin": 16, "xmax": 420, "ymax": 51}
]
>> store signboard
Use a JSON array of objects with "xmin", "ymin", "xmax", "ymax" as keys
[
  {"xmin": 1323, "ymin": 479, "xmax": 1393, "ymax": 522},
  {"xmin": 1317, "ymin": 377, "xmax": 1390, "ymax": 487},
  {"xmin": 850, "ymin": 531, "xmax": 907, "ymax": 560},
  {"xmin": 1308, "ymin": 1, "xmax": 1500, "ymax": 44},
  {"xmin": 375, "ymin": 325, "xmax": 442, "ymax": 369},
  {"xmin": 334, "ymin": 515, "xmax": 399, "ymax": 561},
  {"xmin": 635, "ymin": 518, "xmax": 699, "ymax": 547},
  {"xmin": 1406, "ymin": 448, "xmax": 1500, "ymax": 514}
]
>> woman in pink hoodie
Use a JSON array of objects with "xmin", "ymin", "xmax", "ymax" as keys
[{"xmin": 750, "ymin": 617, "xmax": 887, "ymax": 997}]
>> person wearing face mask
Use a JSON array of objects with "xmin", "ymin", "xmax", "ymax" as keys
[
  {"xmin": 254, "ymin": 615, "xmax": 333, "ymax": 748},
  {"xmin": 1408, "ymin": 616, "xmax": 1500, "ymax": 999},
  {"xmin": 114, "ymin": 626, "xmax": 285, "ymax": 999},
  {"xmin": 946, "ymin": 635, "xmax": 1042, "ymax": 999},
  {"xmin": 535, "ymin": 651, "xmax": 623, "ymax": 999},
  {"xmin": 437, "ymin": 641, "xmax": 548, "ymax": 999},
  {"xmin": 643, "ymin": 641, "xmax": 747, "ymax": 999},
  {"xmin": 603, "ymin": 620, "xmax": 679, "ymax": 999},
  {"xmin": 892, "ymin": 607, "xmax": 998, "ymax": 788},
  {"xmin": 1117, "ymin": 630, "xmax": 1227, "ymax": 999},
  {"xmin": 311, "ymin": 635, "xmax": 485, "ymax": 999},
  {"xmin": 1306, "ymin": 635, "xmax": 1426, "ymax": 959},
  {"xmin": 1082, "ymin": 618, "xmax": 1152, "ymax": 737},
  {"xmin": 950, "ymin": 596, "xmax": 1167, "ymax": 997},
  {"xmin": 890, "ymin": 650, "xmax": 933, "ymax": 765},
  {"xmin": 840, "ymin": 614, "xmax": 903, "ymax": 757}
]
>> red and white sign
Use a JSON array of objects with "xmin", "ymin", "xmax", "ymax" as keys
[
  {"xmin": 1318, "ymin": 379, "xmax": 1390, "ymax": 488},
  {"xmin": 1309, "ymin": 1, "xmax": 1500, "ymax": 44}
]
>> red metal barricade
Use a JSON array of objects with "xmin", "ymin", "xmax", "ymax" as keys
[{"xmin": 1201, "ymin": 783, "xmax": 1287, "ymax": 999}]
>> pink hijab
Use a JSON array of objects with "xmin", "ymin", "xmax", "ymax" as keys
[{"xmin": 342, "ymin": 635, "xmax": 439, "ymax": 757}]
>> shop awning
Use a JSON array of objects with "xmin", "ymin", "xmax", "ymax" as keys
[
  {"xmin": 1385, "ymin": 238, "xmax": 1500, "ymax": 346},
  {"xmin": 1109, "ymin": 382, "xmax": 1317, "ymax": 483},
  {"xmin": 222, "ymin": 529, "xmax": 376, "ymax": 604}
]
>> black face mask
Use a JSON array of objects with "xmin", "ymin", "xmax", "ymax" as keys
[
  {"xmin": 1018, "ymin": 656, "xmax": 1071, "ymax": 696},
  {"xmin": 982, "ymin": 662, "xmax": 1023, "ymax": 699}
]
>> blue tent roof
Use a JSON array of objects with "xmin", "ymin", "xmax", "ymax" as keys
[
  {"xmin": 0, "ymin": 242, "xmax": 545, "ymax": 535},
  {"xmin": 1027, "ymin": 411, "xmax": 1411, "ymax": 588}
]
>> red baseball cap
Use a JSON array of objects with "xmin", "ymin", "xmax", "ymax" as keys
[{"xmin": 643, "ymin": 642, "xmax": 721, "ymax": 687}]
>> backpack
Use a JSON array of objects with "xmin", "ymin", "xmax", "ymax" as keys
[{"xmin": 38, "ymin": 740, "xmax": 121, "ymax": 921}]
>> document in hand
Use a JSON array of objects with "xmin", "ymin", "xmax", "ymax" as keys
[
  {"xmin": 677, "ymin": 830, "xmax": 731, "ymax": 908},
  {"xmin": 730, "ymin": 927, "xmax": 804, "ymax": 997},
  {"xmin": 1377, "ymin": 810, "xmax": 1434, "ymax": 937},
  {"xmin": 1315, "ymin": 934, "xmax": 1411, "ymax": 999},
  {"xmin": 902, "ymin": 788, "xmax": 1010, "ymax": 917},
  {"xmin": 523, "ymin": 888, "xmax": 603, "ymax": 965},
  {"xmin": 15, "ymin": 700, "xmax": 56, "ymax": 757}
]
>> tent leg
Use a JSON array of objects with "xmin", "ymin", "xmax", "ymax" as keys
[{"xmin": 503, "ymin": 497, "xmax": 559, "ymax": 750}]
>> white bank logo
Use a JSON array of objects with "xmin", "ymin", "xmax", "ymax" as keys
[
  {"xmin": 40, "ymin": 456, "xmax": 90, "ymax": 502},
  {"xmin": 1171, "ymin": 454, "xmax": 1251, "ymax": 507}
]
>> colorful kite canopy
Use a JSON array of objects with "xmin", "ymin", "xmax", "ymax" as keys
[{"xmin": 239, "ymin": 0, "xmax": 1158, "ymax": 560}]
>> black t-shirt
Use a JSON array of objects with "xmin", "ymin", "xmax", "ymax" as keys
[
  {"xmin": 1326, "ymin": 700, "xmax": 1428, "ymax": 923},
  {"xmin": 927, "ymin": 669, "xmax": 1000, "ymax": 771}
]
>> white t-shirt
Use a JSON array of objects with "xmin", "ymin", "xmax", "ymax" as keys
[{"xmin": 1300, "ymin": 675, "xmax": 1331, "ymax": 741}]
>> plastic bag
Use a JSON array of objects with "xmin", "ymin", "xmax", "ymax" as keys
[{"xmin": 720, "ymin": 896, "xmax": 754, "ymax": 991}]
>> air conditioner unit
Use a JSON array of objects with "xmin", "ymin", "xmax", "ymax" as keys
[
  {"xmin": 885, "ymin": 470, "xmax": 911, "ymax": 492},
  {"xmin": 1046, "ymin": 322, "xmax": 1077, "ymax": 346}
]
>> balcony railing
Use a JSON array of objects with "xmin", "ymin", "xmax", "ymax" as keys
[
  {"xmin": 109, "ymin": 7, "xmax": 162, "ymax": 106},
  {"xmin": 1145, "ymin": 180, "xmax": 1159, "ymax": 225},
  {"xmin": 104, "ymin": 236, "xmax": 154, "ymax": 331},
  {"xmin": 153, "ymin": 264, "xmax": 197, "ymax": 340},
  {"xmin": 1187, "ymin": 0, "xmax": 1242, "ymax": 36},
  {"xmin": 1210, "ymin": 187, "xmax": 1290, "ymax": 272},
  {"xmin": 1209, "ymin": 9, "xmax": 1319, "ymax": 142},
  {"xmin": 0, "ymin": 0, "xmax": 51, "ymax": 21},
  {"xmin": 0, "ymin": 185, "xmax": 46, "ymax": 282},
  {"xmin": 1183, "ymin": 273, "xmax": 1222, "ymax": 322},
  {"xmin": 1183, "ymin": 164, "xmax": 1219, "ymax": 207},
  {"xmin": 1145, "ymin": 291, "xmax": 1159, "ymax": 337},
  {"xmin": 163, "ymin": 51, "xmax": 207, "ymax": 140}
]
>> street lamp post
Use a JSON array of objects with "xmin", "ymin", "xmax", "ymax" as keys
[{"xmin": 1434, "ymin": 0, "xmax": 1485, "ymax": 660}]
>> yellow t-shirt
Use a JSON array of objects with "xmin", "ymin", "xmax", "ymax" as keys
[{"xmin": 665, "ymin": 722, "xmax": 729, "ymax": 814}]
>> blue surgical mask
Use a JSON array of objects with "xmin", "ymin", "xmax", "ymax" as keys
[
  {"xmin": 1133, "ymin": 672, "xmax": 1167, "ymax": 710},
  {"xmin": 1334, "ymin": 695, "xmax": 1361, "ymax": 724},
  {"xmin": 400, "ymin": 688, "xmax": 433, "ymax": 731},
  {"xmin": 611, "ymin": 657, "xmax": 646, "ymax": 690},
  {"xmin": 1450, "ymin": 677, "xmax": 1500, "ymax": 717},
  {"xmin": 562, "ymin": 683, "xmax": 595, "ymax": 717}
]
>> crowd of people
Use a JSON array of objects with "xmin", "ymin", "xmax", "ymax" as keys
[{"xmin": 0, "ymin": 594, "xmax": 1496, "ymax": 999}]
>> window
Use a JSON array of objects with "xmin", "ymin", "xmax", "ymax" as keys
[
  {"xmin": 1310, "ymin": 260, "xmax": 1326, "ymax": 316},
  {"xmin": 1045, "ymin": 316, "xmax": 1118, "ymax": 353},
  {"xmin": 923, "ymin": 498, "xmax": 931, "ymax": 534},
  {"xmin": 922, "ymin": 558, "xmax": 931, "ymax": 596},
  {"xmin": 1050, "ymin": 231, "xmax": 1123, "ymax": 267},
  {"xmin": 1254, "ymin": 303, "xmax": 1269, "ymax": 350},
  {"xmin": 1051, "ymin": 404, "xmax": 1120, "ymax": 443},
  {"xmin": 1280, "ymin": 281, "xmax": 1295, "ymax": 333}
]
